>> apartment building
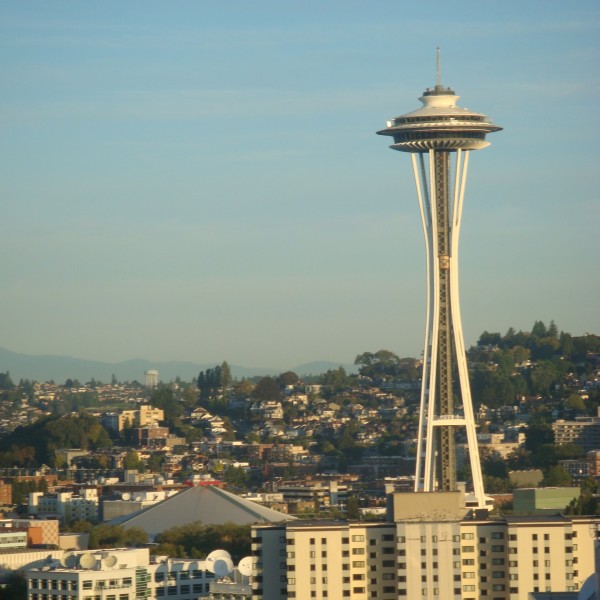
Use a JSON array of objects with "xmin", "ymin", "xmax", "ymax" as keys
[
  {"xmin": 252, "ymin": 492, "xmax": 600, "ymax": 600},
  {"xmin": 552, "ymin": 416, "xmax": 600, "ymax": 452},
  {"xmin": 28, "ymin": 488, "xmax": 99, "ymax": 522},
  {"xmin": 252, "ymin": 520, "xmax": 397, "ymax": 600}
]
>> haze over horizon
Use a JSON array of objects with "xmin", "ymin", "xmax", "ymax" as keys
[{"xmin": 1, "ymin": 1, "xmax": 599, "ymax": 369}]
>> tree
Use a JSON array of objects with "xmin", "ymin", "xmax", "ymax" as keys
[
  {"xmin": 477, "ymin": 331, "xmax": 502, "ymax": 347},
  {"xmin": 566, "ymin": 393, "xmax": 586, "ymax": 413},
  {"xmin": 223, "ymin": 465, "xmax": 249, "ymax": 489},
  {"xmin": 150, "ymin": 384, "xmax": 182, "ymax": 427},
  {"xmin": 320, "ymin": 367, "xmax": 349, "ymax": 393},
  {"xmin": 528, "ymin": 360, "xmax": 560, "ymax": 396},
  {"xmin": 220, "ymin": 361, "xmax": 232, "ymax": 390},
  {"xmin": 354, "ymin": 350, "xmax": 400, "ymax": 380},
  {"xmin": 524, "ymin": 420, "xmax": 554, "ymax": 454},
  {"xmin": 277, "ymin": 371, "xmax": 300, "ymax": 388},
  {"xmin": 123, "ymin": 451, "xmax": 142, "ymax": 471},
  {"xmin": 541, "ymin": 465, "xmax": 572, "ymax": 487},
  {"xmin": 252, "ymin": 377, "xmax": 281, "ymax": 402},
  {"xmin": 531, "ymin": 321, "xmax": 547, "ymax": 338},
  {"xmin": 0, "ymin": 573, "xmax": 26, "ymax": 600},
  {"xmin": 547, "ymin": 320, "xmax": 559, "ymax": 339},
  {"xmin": 0, "ymin": 372, "xmax": 14, "ymax": 390},
  {"xmin": 346, "ymin": 495, "xmax": 360, "ymax": 520},
  {"xmin": 154, "ymin": 522, "xmax": 251, "ymax": 560}
]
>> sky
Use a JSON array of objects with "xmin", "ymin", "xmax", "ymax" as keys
[{"xmin": 1, "ymin": 1, "xmax": 599, "ymax": 371}]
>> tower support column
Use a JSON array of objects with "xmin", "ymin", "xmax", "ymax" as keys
[{"xmin": 377, "ymin": 72, "xmax": 501, "ymax": 509}]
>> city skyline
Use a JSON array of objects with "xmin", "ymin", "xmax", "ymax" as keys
[{"xmin": 1, "ymin": 1, "xmax": 599, "ymax": 369}]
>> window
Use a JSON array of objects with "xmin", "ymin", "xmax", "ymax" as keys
[
  {"xmin": 462, "ymin": 546, "xmax": 474, "ymax": 553},
  {"xmin": 353, "ymin": 574, "xmax": 365, "ymax": 581},
  {"xmin": 463, "ymin": 572, "xmax": 475, "ymax": 579},
  {"xmin": 463, "ymin": 585, "xmax": 475, "ymax": 591},
  {"xmin": 491, "ymin": 532, "xmax": 504, "ymax": 539},
  {"xmin": 491, "ymin": 545, "xmax": 504, "ymax": 552},
  {"xmin": 462, "ymin": 533, "xmax": 474, "ymax": 540},
  {"xmin": 491, "ymin": 558, "xmax": 504, "ymax": 565},
  {"xmin": 352, "ymin": 561, "xmax": 365, "ymax": 568},
  {"xmin": 352, "ymin": 548, "xmax": 365, "ymax": 555},
  {"xmin": 352, "ymin": 535, "xmax": 364, "ymax": 542}
]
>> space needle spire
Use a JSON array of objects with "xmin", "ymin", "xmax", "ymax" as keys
[{"xmin": 377, "ymin": 54, "xmax": 501, "ymax": 507}]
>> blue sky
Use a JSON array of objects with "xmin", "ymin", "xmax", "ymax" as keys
[{"xmin": 1, "ymin": 1, "xmax": 598, "ymax": 370}]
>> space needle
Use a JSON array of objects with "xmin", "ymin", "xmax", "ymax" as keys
[{"xmin": 377, "ymin": 51, "xmax": 501, "ymax": 508}]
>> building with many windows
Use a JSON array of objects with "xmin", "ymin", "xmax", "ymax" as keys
[
  {"xmin": 251, "ymin": 491, "xmax": 600, "ymax": 600},
  {"xmin": 552, "ymin": 416, "xmax": 600, "ymax": 452},
  {"xmin": 26, "ymin": 548, "xmax": 217, "ymax": 600}
]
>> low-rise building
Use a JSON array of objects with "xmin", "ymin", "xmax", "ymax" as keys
[{"xmin": 26, "ymin": 548, "xmax": 214, "ymax": 600}]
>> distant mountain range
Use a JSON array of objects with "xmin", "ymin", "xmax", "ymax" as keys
[{"xmin": 0, "ymin": 346, "xmax": 357, "ymax": 384}]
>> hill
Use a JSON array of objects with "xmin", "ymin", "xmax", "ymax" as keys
[{"xmin": 0, "ymin": 347, "xmax": 356, "ymax": 383}]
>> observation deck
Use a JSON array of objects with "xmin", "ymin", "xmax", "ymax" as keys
[{"xmin": 377, "ymin": 83, "xmax": 502, "ymax": 152}]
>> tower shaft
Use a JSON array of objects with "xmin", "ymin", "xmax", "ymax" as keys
[
  {"xmin": 433, "ymin": 151, "xmax": 456, "ymax": 491},
  {"xmin": 377, "ymin": 71, "xmax": 501, "ymax": 508}
]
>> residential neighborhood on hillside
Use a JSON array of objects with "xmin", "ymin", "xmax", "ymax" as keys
[{"xmin": 0, "ymin": 325, "xmax": 599, "ymax": 598}]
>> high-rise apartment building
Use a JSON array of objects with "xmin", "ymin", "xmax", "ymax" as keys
[
  {"xmin": 145, "ymin": 369, "xmax": 159, "ymax": 387},
  {"xmin": 252, "ymin": 492, "xmax": 599, "ymax": 600}
]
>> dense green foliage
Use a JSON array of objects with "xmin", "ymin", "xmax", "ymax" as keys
[
  {"xmin": 11, "ymin": 478, "xmax": 48, "ymax": 505},
  {"xmin": 0, "ymin": 573, "xmax": 26, "ymax": 600},
  {"xmin": 565, "ymin": 479, "xmax": 600, "ymax": 515},
  {"xmin": 67, "ymin": 521, "xmax": 148, "ymax": 548},
  {"xmin": 0, "ymin": 414, "xmax": 111, "ymax": 467},
  {"xmin": 153, "ymin": 522, "xmax": 251, "ymax": 560},
  {"xmin": 470, "ymin": 325, "xmax": 599, "ymax": 410},
  {"xmin": 251, "ymin": 377, "xmax": 281, "ymax": 402}
]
